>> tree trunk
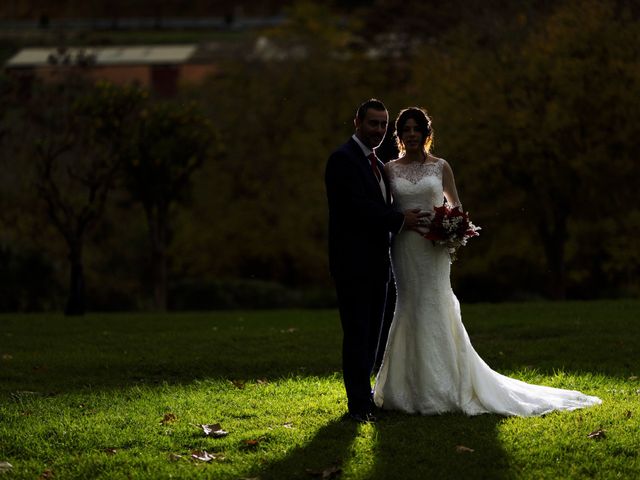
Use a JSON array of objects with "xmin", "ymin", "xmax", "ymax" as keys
[
  {"xmin": 147, "ymin": 203, "xmax": 168, "ymax": 311},
  {"xmin": 539, "ymin": 213, "xmax": 568, "ymax": 300},
  {"xmin": 543, "ymin": 239, "xmax": 566, "ymax": 300},
  {"xmin": 65, "ymin": 241, "xmax": 85, "ymax": 316},
  {"xmin": 152, "ymin": 247, "xmax": 168, "ymax": 311}
]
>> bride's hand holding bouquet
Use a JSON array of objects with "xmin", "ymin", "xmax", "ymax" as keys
[{"xmin": 422, "ymin": 204, "xmax": 480, "ymax": 260}]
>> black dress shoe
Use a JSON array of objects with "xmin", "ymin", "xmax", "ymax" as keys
[{"xmin": 346, "ymin": 411, "xmax": 377, "ymax": 423}]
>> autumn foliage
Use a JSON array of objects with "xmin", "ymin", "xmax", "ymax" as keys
[{"xmin": 1, "ymin": 0, "xmax": 639, "ymax": 311}]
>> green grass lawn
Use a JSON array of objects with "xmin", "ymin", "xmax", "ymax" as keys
[{"xmin": 1, "ymin": 300, "xmax": 639, "ymax": 479}]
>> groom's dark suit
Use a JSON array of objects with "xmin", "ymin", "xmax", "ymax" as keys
[{"xmin": 325, "ymin": 137, "xmax": 404, "ymax": 416}]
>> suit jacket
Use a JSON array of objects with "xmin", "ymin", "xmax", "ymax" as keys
[{"xmin": 325, "ymin": 137, "xmax": 404, "ymax": 280}]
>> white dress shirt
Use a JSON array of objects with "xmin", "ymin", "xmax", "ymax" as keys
[{"xmin": 352, "ymin": 134, "xmax": 387, "ymax": 203}]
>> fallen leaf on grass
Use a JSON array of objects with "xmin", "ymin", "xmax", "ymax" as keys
[
  {"xmin": 242, "ymin": 439, "xmax": 260, "ymax": 450},
  {"xmin": 11, "ymin": 391, "xmax": 41, "ymax": 400},
  {"xmin": 587, "ymin": 429, "xmax": 606, "ymax": 440},
  {"xmin": 38, "ymin": 469, "xmax": 54, "ymax": 479},
  {"xmin": 195, "ymin": 423, "xmax": 229, "ymax": 438},
  {"xmin": 306, "ymin": 464, "xmax": 342, "ymax": 479},
  {"xmin": 190, "ymin": 450, "xmax": 225, "ymax": 462},
  {"xmin": 0, "ymin": 462, "xmax": 13, "ymax": 474},
  {"xmin": 161, "ymin": 413, "xmax": 177, "ymax": 425},
  {"xmin": 190, "ymin": 450, "xmax": 216, "ymax": 462},
  {"xmin": 455, "ymin": 445, "xmax": 475, "ymax": 453}
]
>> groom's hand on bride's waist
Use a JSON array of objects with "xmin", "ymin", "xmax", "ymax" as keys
[{"xmin": 403, "ymin": 209, "xmax": 431, "ymax": 231}]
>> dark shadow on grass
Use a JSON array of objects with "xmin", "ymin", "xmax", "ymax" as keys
[
  {"xmin": 1, "ymin": 304, "xmax": 637, "ymax": 395},
  {"xmin": 371, "ymin": 412, "xmax": 512, "ymax": 480},
  {"xmin": 249, "ymin": 417, "xmax": 358, "ymax": 480},
  {"xmin": 249, "ymin": 411, "xmax": 512, "ymax": 480}
]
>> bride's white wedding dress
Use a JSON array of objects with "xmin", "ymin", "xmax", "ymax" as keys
[{"xmin": 373, "ymin": 159, "xmax": 601, "ymax": 416}]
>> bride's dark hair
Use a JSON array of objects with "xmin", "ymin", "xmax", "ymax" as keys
[{"xmin": 395, "ymin": 107, "xmax": 433, "ymax": 156}]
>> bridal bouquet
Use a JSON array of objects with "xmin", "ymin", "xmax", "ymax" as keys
[{"xmin": 423, "ymin": 204, "xmax": 480, "ymax": 260}]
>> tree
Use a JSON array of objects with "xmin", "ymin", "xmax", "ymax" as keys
[
  {"xmin": 495, "ymin": 1, "xmax": 639, "ymax": 298},
  {"xmin": 24, "ymin": 75, "xmax": 144, "ymax": 314},
  {"xmin": 187, "ymin": 2, "xmax": 398, "ymax": 289},
  {"xmin": 123, "ymin": 101, "xmax": 219, "ymax": 311},
  {"xmin": 414, "ymin": 0, "xmax": 640, "ymax": 298}
]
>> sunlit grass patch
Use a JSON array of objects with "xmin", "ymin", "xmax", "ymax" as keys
[{"xmin": 1, "ymin": 300, "xmax": 638, "ymax": 479}]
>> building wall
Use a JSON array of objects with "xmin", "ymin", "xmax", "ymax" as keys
[
  {"xmin": 179, "ymin": 64, "xmax": 219, "ymax": 85},
  {"xmin": 88, "ymin": 65, "xmax": 150, "ymax": 87},
  {"xmin": 7, "ymin": 62, "xmax": 220, "ymax": 96}
]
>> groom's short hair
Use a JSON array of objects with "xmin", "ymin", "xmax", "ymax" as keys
[{"xmin": 356, "ymin": 98, "xmax": 387, "ymax": 122}]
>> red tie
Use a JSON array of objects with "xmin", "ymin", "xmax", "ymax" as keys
[{"xmin": 368, "ymin": 152, "xmax": 381, "ymax": 181}]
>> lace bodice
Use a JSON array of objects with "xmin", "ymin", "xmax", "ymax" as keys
[{"xmin": 387, "ymin": 159, "xmax": 444, "ymax": 212}]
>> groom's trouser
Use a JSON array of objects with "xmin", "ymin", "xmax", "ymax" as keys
[
  {"xmin": 335, "ymin": 276, "xmax": 388, "ymax": 414},
  {"xmin": 375, "ymin": 280, "xmax": 396, "ymax": 373}
]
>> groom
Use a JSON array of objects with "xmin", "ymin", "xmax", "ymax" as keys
[{"xmin": 325, "ymin": 98, "xmax": 426, "ymax": 422}]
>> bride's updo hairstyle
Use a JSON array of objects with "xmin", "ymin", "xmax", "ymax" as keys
[{"xmin": 395, "ymin": 107, "xmax": 433, "ymax": 156}]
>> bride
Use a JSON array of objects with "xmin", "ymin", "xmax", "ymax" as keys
[{"xmin": 373, "ymin": 107, "xmax": 601, "ymax": 416}]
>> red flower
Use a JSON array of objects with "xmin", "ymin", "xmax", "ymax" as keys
[{"xmin": 422, "ymin": 204, "xmax": 480, "ymax": 259}]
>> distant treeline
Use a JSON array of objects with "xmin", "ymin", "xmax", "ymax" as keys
[
  {"xmin": 1, "ymin": 0, "xmax": 638, "ymax": 312},
  {"xmin": 0, "ymin": 0, "xmax": 296, "ymax": 20}
]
